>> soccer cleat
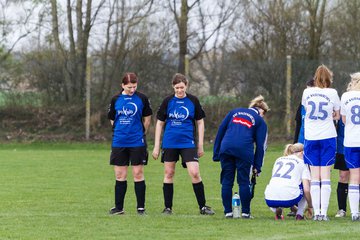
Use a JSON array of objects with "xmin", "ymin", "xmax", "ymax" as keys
[
  {"xmin": 109, "ymin": 207, "xmax": 125, "ymax": 215},
  {"xmin": 313, "ymin": 215, "xmax": 322, "ymax": 221},
  {"xmin": 287, "ymin": 211, "xmax": 296, "ymax": 217},
  {"xmin": 335, "ymin": 209, "xmax": 346, "ymax": 218},
  {"xmin": 275, "ymin": 207, "xmax": 284, "ymax": 220},
  {"xmin": 162, "ymin": 208, "xmax": 173, "ymax": 215},
  {"xmin": 137, "ymin": 208, "xmax": 146, "ymax": 215},
  {"xmin": 241, "ymin": 213, "xmax": 254, "ymax": 219},
  {"xmin": 225, "ymin": 212, "xmax": 233, "ymax": 218},
  {"xmin": 287, "ymin": 205, "xmax": 298, "ymax": 217},
  {"xmin": 200, "ymin": 206, "xmax": 215, "ymax": 215},
  {"xmin": 295, "ymin": 214, "xmax": 304, "ymax": 220},
  {"xmin": 321, "ymin": 215, "xmax": 330, "ymax": 221},
  {"xmin": 351, "ymin": 214, "xmax": 359, "ymax": 221}
]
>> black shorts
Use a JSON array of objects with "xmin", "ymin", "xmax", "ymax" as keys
[
  {"xmin": 161, "ymin": 148, "xmax": 198, "ymax": 168},
  {"xmin": 110, "ymin": 147, "xmax": 148, "ymax": 166},
  {"xmin": 334, "ymin": 153, "xmax": 349, "ymax": 171}
]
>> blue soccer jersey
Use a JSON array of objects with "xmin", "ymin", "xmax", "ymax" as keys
[
  {"xmin": 157, "ymin": 93, "xmax": 205, "ymax": 149},
  {"xmin": 108, "ymin": 91, "xmax": 152, "ymax": 147}
]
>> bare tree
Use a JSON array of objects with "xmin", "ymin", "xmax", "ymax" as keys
[
  {"xmin": 50, "ymin": 0, "xmax": 105, "ymax": 102},
  {"xmin": 0, "ymin": 0, "xmax": 37, "ymax": 62},
  {"xmin": 303, "ymin": 0, "xmax": 327, "ymax": 60},
  {"xmin": 191, "ymin": 0, "xmax": 241, "ymax": 95},
  {"xmin": 94, "ymin": 0, "xmax": 154, "ymax": 104}
]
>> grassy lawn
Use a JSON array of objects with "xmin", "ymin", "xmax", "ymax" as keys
[{"xmin": 0, "ymin": 142, "xmax": 359, "ymax": 240}]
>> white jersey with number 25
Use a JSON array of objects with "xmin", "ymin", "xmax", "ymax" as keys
[
  {"xmin": 264, "ymin": 154, "xmax": 310, "ymax": 201},
  {"xmin": 341, "ymin": 91, "xmax": 360, "ymax": 147},
  {"xmin": 302, "ymin": 87, "xmax": 340, "ymax": 140}
]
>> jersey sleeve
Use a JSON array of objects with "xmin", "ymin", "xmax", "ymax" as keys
[
  {"xmin": 253, "ymin": 118, "xmax": 268, "ymax": 173},
  {"xmin": 293, "ymin": 103, "xmax": 302, "ymax": 143},
  {"xmin": 340, "ymin": 93, "xmax": 347, "ymax": 116},
  {"xmin": 137, "ymin": 92, "xmax": 153, "ymax": 117},
  {"xmin": 188, "ymin": 94, "xmax": 205, "ymax": 120},
  {"xmin": 156, "ymin": 95, "xmax": 172, "ymax": 121},
  {"xmin": 301, "ymin": 89, "xmax": 307, "ymax": 107},
  {"xmin": 332, "ymin": 89, "xmax": 341, "ymax": 111},
  {"xmin": 301, "ymin": 163, "xmax": 311, "ymax": 180},
  {"xmin": 107, "ymin": 94, "xmax": 119, "ymax": 120},
  {"xmin": 213, "ymin": 111, "xmax": 232, "ymax": 161}
]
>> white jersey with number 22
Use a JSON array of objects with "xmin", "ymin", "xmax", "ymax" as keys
[{"xmin": 264, "ymin": 154, "xmax": 310, "ymax": 201}]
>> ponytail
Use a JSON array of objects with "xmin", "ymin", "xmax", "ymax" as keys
[
  {"xmin": 249, "ymin": 95, "xmax": 270, "ymax": 113},
  {"xmin": 283, "ymin": 143, "xmax": 304, "ymax": 156}
]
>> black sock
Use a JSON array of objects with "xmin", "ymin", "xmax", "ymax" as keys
[
  {"xmin": 193, "ymin": 181, "xmax": 206, "ymax": 209},
  {"xmin": 115, "ymin": 180, "xmax": 127, "ymax": 210},
  {"xmin": 134, "ymin": 180, "xmax": 146, "ymax": 209},
  {"xmin": 163, "ymin": 183, "xmax": 173, "ymax": 209},
  {"xmin": 337, "ymin": 182, "xmax": 348, "ymax": 211}
]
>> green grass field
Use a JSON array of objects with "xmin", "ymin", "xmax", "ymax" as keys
[{"xmin": 0, "ymin": 142, "xmax": 359, "ymax": 240}]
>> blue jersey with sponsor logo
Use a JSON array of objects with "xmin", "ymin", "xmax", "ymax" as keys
[
  {"xmin": 108, "ymin": 91, "xmax": 152, "ymax": 147},
  {"xmin": 213, "ymin": 107, "xmax": 268, "ymax": 173},
  {"xmin": 157, "ymin": 94, "xmax": 205, "ymax": 149}
]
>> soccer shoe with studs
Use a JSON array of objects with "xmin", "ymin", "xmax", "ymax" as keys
[
  {"xmin": 109, "ymin": 207, "xmax": 125, "ymax": 215},
  {"xmin": 200, "ymin": 206, "xmax": 215, "ymax": 215},
  {"xmin": 162, "ymin": 207, "xmax": 173, "ymax": 215},
  {"xmin": 241, "ymin": 213, "xmax": 254, "ymax": 219},
  {"xmin": 137, "ymin": 208, "xmax": 146, "ymax": 215},
  {"xmin": 335, "ymin": 209, "xmax": 346, "ymax": 218},
  {"xmin": 275, "ymin": 207, "xmax": 284, "ymax": 220}
]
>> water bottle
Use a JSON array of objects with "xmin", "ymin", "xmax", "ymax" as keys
[{"xmin": 232, "ymin": 192, "xmax": 241, "ymax": 218}]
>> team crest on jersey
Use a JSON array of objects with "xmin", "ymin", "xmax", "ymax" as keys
[
  {"xmin": 117, "ymin": 102, "xmax": 138, "ymax": 117},
  {"xmin": 232, "ymin": 117, "xmax": 253, "ymax": 128},
  {"xmin": 169, "ymin": 106, "xmax": 189, "ymax": 121}
]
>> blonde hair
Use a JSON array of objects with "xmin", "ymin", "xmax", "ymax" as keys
[
  {"xmin": 347, "ymin": 72, "xmax": 360, "ymax": 91},
  {"xmin": 314, "ymin": 64, "xmax": 333, "ymax": 88},
  {"xmin": 283, "ymin": 143, "xmax": 304, "ymax": 156},
  {"xmin": 249, "ymin": 95, "xmax": 270, "ymax": 113}
]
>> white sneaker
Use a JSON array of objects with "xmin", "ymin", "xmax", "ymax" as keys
[
  {"xmin": 225, "ymin": 212, "xmax": 233, "ymax": 218},
  {"xmin": 335, "ymin": 209, "xmax": 346, "ymax": 218}
]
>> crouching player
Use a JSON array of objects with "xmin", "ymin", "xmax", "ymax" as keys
[{"xmin": 264, "ymin": 143, "xmax": 313, "ymax": 220}]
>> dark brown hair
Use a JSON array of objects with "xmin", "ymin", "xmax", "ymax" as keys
[
  {"xmin": 122, "ymin": 72, "xmax": 138, "ymax": 85},
  {"xmin": 172, "ymin": 73, "xmax": 188, "ymax": 86}
]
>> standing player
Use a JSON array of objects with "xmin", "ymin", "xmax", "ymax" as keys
[
  {"xmin": 302, "ymin": 64, "xmax": 340, "ymax": 221},
  {"xmin": 152, "ymin": 73, "xmax": 214, "ymax": 215},
  {"xmin": 264, "ymin": 143, "xmax": 313, "ymax": 220},
  {"xmin": 213, "ymin": 95, "xmax": 269, "ymax": 218},
  {"xmin": 108, "ymin": 72, "xmax": 152, "ymax": 215},
  {"xmin": 334, "ymin": 117, "xmax": 349, "ymax": 218},
  {"xmin": 293, "ymin": 78, "xmax": 314, "ymax": 144},
  {"xmin": 340, "ymin": 72, "xmax": 360, "ymax": 221}
]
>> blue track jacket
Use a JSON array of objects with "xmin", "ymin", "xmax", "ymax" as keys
[{"xmin": 213, "ymin": 107, "xmax": 268, "ymax": 173}]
